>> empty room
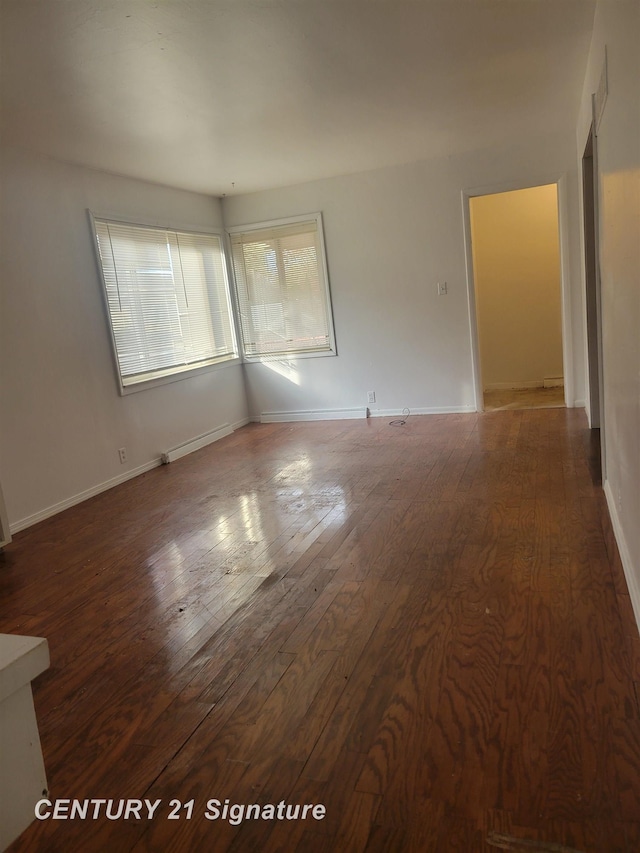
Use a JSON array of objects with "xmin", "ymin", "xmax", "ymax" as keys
[{"xmin": 1, "ymin": 1, "xmax": 639, "ymax": 851}]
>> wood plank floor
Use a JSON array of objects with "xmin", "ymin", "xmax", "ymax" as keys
[
  {"xmin": 483, "ymin": 387, "xmax": 565, "ymax": 411},
  {"xmin": 2, "ymin": 409, "xmax": 639, "ymax": 852}
]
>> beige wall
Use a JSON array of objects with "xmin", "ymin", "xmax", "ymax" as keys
[{"xmin": 470, "ymin": 184, "xmax": 563, "ymax": 390}]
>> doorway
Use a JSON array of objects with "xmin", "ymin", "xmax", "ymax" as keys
[
  {"xmin": 582, "ymin": 123, "xmax": 605, "ymax": 477},
  {"xmin": 467, "ymin": 184, "xmax": 565, "ymax": 412}
]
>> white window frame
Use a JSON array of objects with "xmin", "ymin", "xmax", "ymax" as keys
[
  {"xmin": 89, "ymin": 212, "xmax": 240, "ymax": 395},
  {"xmin": 227, "ymin": 213, "xmax": 337, "ymax": 361}
]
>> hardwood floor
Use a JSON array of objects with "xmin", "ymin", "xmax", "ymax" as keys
[
  {"xmin": 483, "ymin": 387, "xmax": 565, "ymax": 412},
  {"xmin": 2, "ymin": 409, "xmax": 638, "ymax": 852}
]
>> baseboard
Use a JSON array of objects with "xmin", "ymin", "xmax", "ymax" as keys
[
  {"xmin": 484, "ymin": 380, "xmax": 565, "ymax": 391},
  {"xmin": 11, "ymin": 419, "xmax": 250, "ymax": 535},
  {"xmin": 232, "ymin": 417, "xmax": 252, "ymax": 431},
  {"xmin": 484, "ymin": 381, "xmax": 545, "ymax": 391},
  {"xmin": 260, "ymin": 407, "xmax": 367, "ymax": 423},
  {"xmin": 10, "ymin": 458, "xmax": 163, "ymax": 534},
  {"xmin": 162, "ymin": 423, "xmax": 233, "ymax": 463},
  {"xmin": 604, "ymin": 480, "xmax": 640, "ymax": 633},
  {"xmin": 369, "ymin": 405, "xmax": 476, "ymax": 417}
]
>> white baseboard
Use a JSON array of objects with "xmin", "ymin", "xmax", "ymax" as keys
[
  {"xmin": 11, "ymin": 419, "xmax": 249, "ymax": 535},
  {"xmin": 162, "ymin": 423, "xmax": 233, "ymax": 463},
  {"xmin": 543, "ymin": 377, "xmax": 564, "ymax": 388},
  {"xmin": 484, "ymin": 381, "xmax": 545, "ymax": 391},
  {"xmin": 604, "ymin": 480, "xmax": 640, "ymax": 633},
  {"xmin": 484, "ymin": 380, "xmax": 565, "ymax": 391},
  {"xmin": 260, "ymin": 407, "xmax": 367, "ymax": 423},
  {"xmin": 369, "ymin": 405, "xmax": 475, "ymax": 417},
  {"xmin": 10, "ymin": 458, "xmax": 163, "ymax": 534},
  {"xmin": 232, "ymin": 417, "xmax": 252, "ymax": 431}
]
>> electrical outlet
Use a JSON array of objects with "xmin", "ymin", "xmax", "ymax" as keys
[
  {"xmin": 437, "ymin": 281, "xmax": 448, "ymax": 296},
  {"xmin": 367, "ymin": 391, "xmax": 376, "ymax": 404},
  {"xmin": 118, "ymin": 447, "xmax": 127, "ymax": 464}
]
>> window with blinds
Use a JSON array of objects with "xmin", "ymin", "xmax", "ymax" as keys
[
  {"xmin": 229, "ymin": 214, "xmax": 336, "ymax": 359},
  {"xmin": 92, "ymin": 218, "xmax": 238, "ymax": 390}
]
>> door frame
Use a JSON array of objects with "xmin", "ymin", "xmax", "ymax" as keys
[
  {"xmin": 0, "ymin": 480, "xmax": 10, "ymax": 548},
  {"xmin": 461, "ymin": 175, "xmax": 574, "ymax": 413},
  {"xmin": 581, "ymin": 120, "xmax": 607, "ymax": 477}
]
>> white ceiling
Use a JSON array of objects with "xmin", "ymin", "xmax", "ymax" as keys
[{"xmin": 0, "ymin": 0, "xmax": 596, "ymax": 196}]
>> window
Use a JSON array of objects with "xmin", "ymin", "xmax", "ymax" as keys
[
  {"xmin": 229, "ymin": 214, "xmax": 336, "ymax": 359},
  {"xmin": 92, "ymin": 217, "xmax": 237, "ymax": 391}
]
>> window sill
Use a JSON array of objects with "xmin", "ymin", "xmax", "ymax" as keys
[{"xmin": 118, "ymin": 355, "xmax": 242, "ymax": 396}]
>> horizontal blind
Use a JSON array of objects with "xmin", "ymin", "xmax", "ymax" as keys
[
  {"xmin": 94, "ymin": 220, "xmax": 236, "ymax": 386},
  {"xmin": 230, "ymin": 219, "xmax": 332, "ymax": 358}
]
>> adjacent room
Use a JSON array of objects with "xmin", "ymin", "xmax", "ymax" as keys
[
  {"xmin": 1, "ymin": 1, "xmax": 639, "ymax": 851},
  {"xmin": 469, "ymin": 184, "xmax": 565, "ymax": 412}
]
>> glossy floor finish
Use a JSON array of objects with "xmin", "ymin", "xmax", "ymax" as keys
[{"xmin": 2, "ymin": 409, "xmax": 639, "ymax": 852}]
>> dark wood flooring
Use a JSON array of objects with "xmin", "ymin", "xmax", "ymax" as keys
[{"xmin": 2, "ymin": 409, "xmax": 639, "ymax": 852}]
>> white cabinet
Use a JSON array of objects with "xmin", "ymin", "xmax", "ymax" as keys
[{"xmin": 0, "ymin": 634, "xmax": 50, "ymax": 851}]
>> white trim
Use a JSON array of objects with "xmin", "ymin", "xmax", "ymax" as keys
[
  {"xmin": 574, "ymin": 398, "xmax": 586, "ymax": 408},
  {"xmin": 10, "ymin": 459, "xmax": 163, "ymax": 534},
  {"xmin": 482, "ymin": 380, "xmax": 564, "ymax": 391},
  {"xmin": 556, "ymin": 173, "xmax": 575, "ymax": 408},
  {"xmin": 226, "ymin": 211, "xmax": 324, "ymax": 234},
  {"xmin": 260, "ymin": 407, "xmax": 367, "ymax": 423},
  {"xmin": 604, "ymin": 480, "xmax": 640, "ymax": 633},
  {"xmin": 231, "ymin": 417, "xmax": 252, "ymax": 431},
  {"xmin": 461, "ymin": 193, "xmax": 484, "ymax": 412},
  {"xmin": 162, "ymin": 423, "xmax": 233, "ymax": 463},
  {"xmin": 243, "ymin": 348, "xmax": 335, "ymax": 364},
  {"xmin": 369, "ymin": 405, "xmax": 475, "ymax": 417},
  {"xmin": 10, "ymin": 419, "xmax": 252, "ymax": 534},
  {"xmin": 227, "ymin": 212, "xmax": 337, "ymax": 361},
  {"xmin": 117, "ymin": 356, "xmax": 242, "ymax": 396},
  {"xmin": 463, "ymin": 174, "xmax": 566, "ymax": 199},
  {"xmin": 88, "ymin": 211, "xmax": 239, "ymax": 396}
]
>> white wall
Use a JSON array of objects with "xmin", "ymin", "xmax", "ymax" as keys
[
  {"xmin": 223, "ymin": 133, "xmax": 586, "ymax": 419},
  {"xmin": 470, "ymin": 184, "xmax": 564, "ymax": 390},
  {"xmin": 576, "ymin": 2, "xmax": 640, "ymax": 619},
  {"xmin": 0, "ymin": 147, "xmax": 248, "ymax": 530},
  {"xmin": 0, "ymin": 127, "xmax": 591, "ymax": 533}
]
